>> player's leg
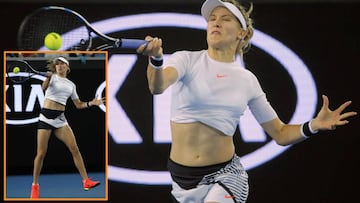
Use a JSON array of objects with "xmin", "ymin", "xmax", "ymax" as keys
[
  {"xmin": 31, "ymin": 128, "xmax": 52, "ymax": 198},
  {"xmin": 54, "ymin": 125, "xmax": 100, "ymax": 190},
  {"xmin": 54, "ymin": 125, "xmax": 87, "ymax": 178},
  {"xmin": 32, "ymin": 129, "xmax": 52, "ymax": 184}
]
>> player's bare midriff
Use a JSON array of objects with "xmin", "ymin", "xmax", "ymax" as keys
[
  {"xmin": 43, "ymin": 98, "xmax": 66, "ymax": 111},
  {"xmin": 170, "ymin": 121, "xmax": 235, "ymax": 167}
]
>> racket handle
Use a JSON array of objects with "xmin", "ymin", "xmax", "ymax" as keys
[
  {"xmin": 38, "ymin": 72, "xmax": 48, "ymax": 76},
  {"xmin": 120, "ymin": 39, "xmax": 149, "ymax": 49}
]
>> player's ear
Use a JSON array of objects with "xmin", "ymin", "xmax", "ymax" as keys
[{"xmin": 237, "ymin": 29, "xmax": 247, "ymax": 40}]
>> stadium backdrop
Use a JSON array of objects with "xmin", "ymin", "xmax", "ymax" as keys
[{"xmin": 1, "ymin": 1, "xmax": 359, "ymax": 202}]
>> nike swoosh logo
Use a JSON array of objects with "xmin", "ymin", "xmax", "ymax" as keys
[
  {"xmin": 224, "ymin": 195, "xmax": 235, "ymax": 199},
  {"xmin": 216, "ymin": 74, "xmax": 227, "ymax": 78}
]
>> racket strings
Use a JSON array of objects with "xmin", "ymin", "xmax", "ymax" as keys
[
  {"xmin": 6, "ymin": 61, "xmax": 33, "ymax": 83},
  {"xmin": 18, "ymin": 9, "xmax": 91, "ymax": 50}
]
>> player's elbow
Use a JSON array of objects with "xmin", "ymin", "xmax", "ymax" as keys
[
  {"xmin": 148, "ymin": 81, "xmax": 168, "ymax": 94},
  {"xmin": 72, "ymin": 101, "xmax": 84, "ymax": 109},
  {"xmin": 274, "ymin": 139, "xmax": 288, "ymax": 146},
  {"xmin": 269, "ymin": 131, "xmax": 290, "ymax": 146},
  {"xmin": 273, "ymin": 135, "xmax": 294, "ymax": 146},
  {"xmin": 42, "ymin": 84, "xmax": 48, "ymax": 91},
  {"xmin": 149, "ymin": 86, "xmax": 165, "ymax": 95}
]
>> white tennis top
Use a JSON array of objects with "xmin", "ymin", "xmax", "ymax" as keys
[
  {"xmin": 44, "ymin": 74, "xmax": 79, "ymax": 105},
  {"xmin": 166, "ymin": 50, "xmax": 278, "ymax": 136}
]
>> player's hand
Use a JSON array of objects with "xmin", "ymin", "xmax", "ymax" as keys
[
  {"xmin": 90, "ymin": 95, "xmax": 106, "ymax": 106},
  {"xmin": 47, "ymin": 71, "xmax": 54, "ymax": 77},
  {"xmin": 137, "ymin": 36, "xmax": 163, "ymax": 58},
  {"xmin": 312, "ymin": 95, "xmax": 357, "ymax": 131}
]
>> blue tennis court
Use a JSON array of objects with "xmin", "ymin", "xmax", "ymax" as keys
[{"xmin": 5, "ymin": 172, "xmax": 106, "ymax": 200}]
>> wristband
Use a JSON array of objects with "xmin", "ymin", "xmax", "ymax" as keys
[
  {"xmin": 149, "ymin": 55, "xmax": 163, "ymax": 69},
  {"xmin": 301, "ymin": 120, "xmax": 318, "ymax": 138},
  {"xmin": 308, "ymin": 119, "xmax": 319, "ymax": 134}
]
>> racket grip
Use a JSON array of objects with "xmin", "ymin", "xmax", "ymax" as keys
[
  {"xmin": 120, "ymin": 39, "xmax": 149, "ymax": 49},
  {"xmin": 38, "ymin": 72, "xmax": 48, "ymax": 76}
]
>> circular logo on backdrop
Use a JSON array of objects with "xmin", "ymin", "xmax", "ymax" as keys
[
  {"xmin": 29, "ymin": 12, "xmax": 317, "ymax": 185},
  {"xmin": 5, "ymin": 73, "xmax": 46, "ymax": 125}
]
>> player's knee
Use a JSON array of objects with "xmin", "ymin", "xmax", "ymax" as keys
[
  {"xmin": 68, "ymin": 144, "xmax": 80, "ymax": 154},
  {"xmin": 36, "ymin": 149, "xmax": 47, "ymax": 159}
]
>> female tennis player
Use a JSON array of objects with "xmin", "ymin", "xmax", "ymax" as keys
[
  {"xmin": 137, "ymin": 0, "xmax": 357, "ymax": 202},
  {"xmin": 30, "ymin": 56, "xmax": 105, "ymax": 198}
]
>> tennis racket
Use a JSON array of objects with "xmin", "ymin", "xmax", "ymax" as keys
[
  {"xmin": 6, "ymin": 60, "xmax": 48, "ymax": 83},
  {"xmin": 17, "ymin": 6, "xmax": 148, "ymax": 51}
]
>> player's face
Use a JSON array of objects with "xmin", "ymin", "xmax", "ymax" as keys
[
  {"xmin": 55, "ymin": 61, "xmax": 69, "ymax": 75},
  {"xmin": 206, "ymin": 7, "xmax": 242, "ymax": 51}
]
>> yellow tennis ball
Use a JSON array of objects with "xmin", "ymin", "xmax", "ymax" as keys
[
  {"xmin": 44, "ymin": 32, "xmax": 62, "ymax": 50},
  {"xmin": 13, "ymin": 67, "xmax": 20, "ymax": 74}
]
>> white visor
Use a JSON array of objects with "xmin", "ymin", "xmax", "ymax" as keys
[
  {"xmin": 54, "ymin": 56, "xmax": 69, "ymax": 66},
  {"xmin": 201, "ymin": 0, "xmax": 247, "ymax": 30}
]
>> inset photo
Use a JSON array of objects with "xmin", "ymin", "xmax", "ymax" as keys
[{"xmin": 3, "ymin": 51, "xmax": 108, "ymax": 201}]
